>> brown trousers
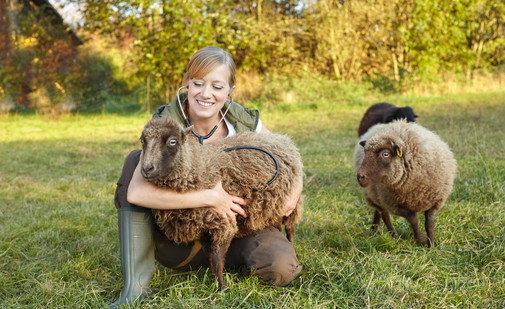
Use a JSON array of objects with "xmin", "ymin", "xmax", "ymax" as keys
[{"xmin": 114, "ymin": 150, "xmax": 301, "ymax": 286}]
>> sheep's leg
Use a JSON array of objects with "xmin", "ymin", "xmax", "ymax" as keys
[
  {"xmin": 424, "ymin": 208, "xmax": 439, "ymax": 248},
  {"xmin": 283, "ymin": 214, "xmax": 295, "ymax": 242},
  {"xmin": 380, "ymin": 211, "xmax": 398, "ymax": 238},
  {"xmin": 210, "ymin": 243, "xmax": 229, "ymax": 291},
  {"xmin": 273, "ymin": 221, "xmax": 283, "ymax": 233},
  {"xmin": 366, "ymin": 199, "xmax": 387, "ymax": 232},
  {"xmin": 367, "ymin": 202, "xmax": 397, "ymax": 237},
  {"xmin": 284, "ymin": 223, "xmax": 295, "ymax": 243},
  {"xmin": 209, "ymin": 227, "xmax": 236, "ymax": 291},
  {"xmin": 371, "ymin": 209, "xmax": 382, "ymax": 230},
  {"xmin": 283, "ymin": 197, "xmax": 302, "ymax": 243},
  {"xmin": 399, "ymin": 210, "xmax": 427, "ymax": 245}
]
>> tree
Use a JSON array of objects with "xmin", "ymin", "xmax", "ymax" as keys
[
  {"xmin": 406, "ymin": 0, "xmax": 505, "ymax": 81},
  {"xmin": 1, "ymin": 0, "xmax": 81, "ymax": 109},
  {"xmin": 75, "ymin": 0, "xmax": 240, "ymax": 101},
  {"xmin": 306, "ymin": 0, "xmax": 371, "ymax": 80}
]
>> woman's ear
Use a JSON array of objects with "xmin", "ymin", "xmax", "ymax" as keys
[{"xmin": 229, "ymin": 86, "xmax": 235, "ymax": 95}]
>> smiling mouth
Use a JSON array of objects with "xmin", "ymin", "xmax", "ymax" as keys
[{"xmin": 197, "ymin": 100, "xmax": 214, "ymax": 107}]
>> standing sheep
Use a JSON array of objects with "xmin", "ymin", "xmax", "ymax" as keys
[
  {"xmin": 358, "ymin": 102, "xmax": 418, "ymax": 137},
  {"xmin": 353, "ymin": 120, "xmax": 457, "ymax": 247},
  {"xmin": 139, "ymin": 117, "xmax": 304, "ymax": 289}
]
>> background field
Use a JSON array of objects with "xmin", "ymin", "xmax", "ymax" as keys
[{"xmin": 1, "ymin": 92, "xmax": 504, "ymax": 308}]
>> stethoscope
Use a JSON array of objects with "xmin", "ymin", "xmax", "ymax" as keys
[
  {"xmin": 176, "ymin": 86, "xmax": 232, "ymax": 145},
  {"xmin": 176, "ymin": 86, "xmax": 279, "ymax": 187}
]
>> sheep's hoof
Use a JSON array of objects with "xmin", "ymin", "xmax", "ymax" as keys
[
  {"xmin": 415, "ymin": 234, "xmax": 428, "ymax": 245},
  {"xmin": 388, "ymin": 230, "xmax": 398, "ymax": 238},
  {"xmin": 427, "ymin": 238, "xmax": 435, "ymax": 248},
  {"xmin": 216, "ymin": 282, "xmax": 225, "ymax": 292},
  {"xmin": 370, "ymin": 224, "xmax": 381, "ymax": 231}
]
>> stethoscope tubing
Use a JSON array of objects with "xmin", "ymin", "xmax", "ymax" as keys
[{"xmin": 177, "ymin": 86, "xmax": 279, "ymax": 187}]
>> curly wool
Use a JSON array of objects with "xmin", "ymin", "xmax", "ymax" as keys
[
  {"xmin": 139, "ymin": 117, "xmax": 304, "ymax": 246},
  {"xmin": 353, "ymin": 119, "xmax": 457, "ymax": 246}
]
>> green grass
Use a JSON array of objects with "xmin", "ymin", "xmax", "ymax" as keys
[{"xmin": 1, "ymin": 92, "xmax": 504, "ymax": 308}]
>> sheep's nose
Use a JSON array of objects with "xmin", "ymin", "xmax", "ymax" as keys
[
  {"xmin": 357, "ymin": 174, "xmax": 366, "ymax": 184},
  {"xmin": 142, "ymin": 165, "xmax": 154, "ymax": 176}
]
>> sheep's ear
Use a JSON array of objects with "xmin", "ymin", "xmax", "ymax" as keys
[
  {"xmin": 406, "ymin": 105, "xmax": 419, "ymax": 119},
  {"xmin": 391, "ymin": 141, "xmax": 403, "ymax": 158},
  {"xmin": 182, "ymin": 125, "xmax": 193, "ymax": 142},
  {"xmin": 359, "ymin": 140, "xmax": 366, "ymax": 147}
]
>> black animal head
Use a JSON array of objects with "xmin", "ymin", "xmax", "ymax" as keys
[{"xmin": 384, "ymin": 105, "xmax": 418, "ymax": 123}]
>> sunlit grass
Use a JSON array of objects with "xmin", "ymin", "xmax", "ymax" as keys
[{"xmin": 1, "ymin": 92, "xmax": 504, "ymax": 308}]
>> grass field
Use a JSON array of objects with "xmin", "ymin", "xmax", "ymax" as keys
[{"xmin": 1, "ymin": 92, "xmax": 504, "ymax": 308}]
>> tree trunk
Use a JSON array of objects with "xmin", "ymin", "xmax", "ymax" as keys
[
  {"xmin": 392, "ymin": 52, "xmax": 400, "ymax": 82},
  {"xmin": 147, "ymin": 76, "xmax": 151, "ymax": 115}
]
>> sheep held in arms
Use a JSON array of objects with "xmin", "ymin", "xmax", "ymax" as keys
[
  {"xmin": 353, "ymin": 120, "xmax": 457, "ymax": 247},
  {"xmin": 358, "ymin": 102, "xmax": 418, "ymax": 137},
  {"xmin": 139, "ymin": 117, "xmax": 304, "ymax": 290}
]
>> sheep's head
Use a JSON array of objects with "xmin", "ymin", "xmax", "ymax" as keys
[
  {"xmin": 139, "ymin": 117, "xmax": 192, "ymax": 182},
  {"xmin": 383, "ymin": 105, "xmax": 418, "ymax": 124},
  {"xmin": 356, "ymin": 136, "xmax": 405, "ymax": 188}
]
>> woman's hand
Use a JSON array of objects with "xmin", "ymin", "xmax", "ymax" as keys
[{"xmin": 207, "ymin": 182, "xmax": 247, "ymax": 223}]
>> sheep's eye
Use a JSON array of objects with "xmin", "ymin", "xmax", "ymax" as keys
[
  {"xmin": 169, "ymin": 139, "xmax": 177, "ymax": 146},
  {"xmin": 382, "ymin": 152, "xmax": 390, "ymax": 158},
  {"xmin": 139, "ymin": 138, "xmax": 144, "ymax": 145}
]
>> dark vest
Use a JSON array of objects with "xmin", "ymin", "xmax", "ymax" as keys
[{"xmin": 153, "ymin": 92, "xmax": 259, "ymax": 133}]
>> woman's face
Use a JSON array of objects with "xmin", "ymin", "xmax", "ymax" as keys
[{"xmin": 186, "ymin": 64, "xmax": 234, "ymax": 122}]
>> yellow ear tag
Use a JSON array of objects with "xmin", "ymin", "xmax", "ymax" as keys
[
  {"xmin": 396, "ymin": 148, "xmax": 403, "ymax": 158},
  {"xmin": 185, "ymin": 136, "xmax": 188, "ymax": 141}
]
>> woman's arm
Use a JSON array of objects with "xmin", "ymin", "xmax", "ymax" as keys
[{"xmin": 127, "ymin": 163, "xmax": 247, "ymax": 221}]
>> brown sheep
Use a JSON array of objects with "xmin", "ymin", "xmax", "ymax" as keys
[
  {"xmin": 139, "ymin": 117, "xmax": 304, "ymax": 290},
  {"xmin": 353, "ymin": 120, "xmax": 457, "ymax": 247},
  {"xmin": 358, "ymin": 102, "xmax": 418, "ymax": 137}
]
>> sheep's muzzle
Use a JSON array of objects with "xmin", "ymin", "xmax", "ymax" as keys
[
  {"xmin": 356, "ymin": 172, "xmax": 371, "ymax": 187},
  {"xmin": 141, "ymin": 164, "xmax": 158, "ymax": 182}
]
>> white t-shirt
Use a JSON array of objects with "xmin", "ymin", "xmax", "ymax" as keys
[{"xmin": 224, "ymin": 117, "xmax": 263, "ymax": 137}]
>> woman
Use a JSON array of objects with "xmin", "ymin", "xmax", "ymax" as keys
[{"xmin": 111, "ymin": 46, "xmax": 303, "ymax": 307}]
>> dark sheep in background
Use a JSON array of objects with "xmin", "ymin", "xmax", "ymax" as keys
[{"xmin": 358, "ymin": 102, "xmax": 418, "ymax": 137}]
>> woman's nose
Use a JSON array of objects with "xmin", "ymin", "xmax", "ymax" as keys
[{"xmin": 201, "ymin": 85, "xmax": 212, "ymax": 98}]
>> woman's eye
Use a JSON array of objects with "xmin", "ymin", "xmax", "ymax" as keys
[
  {"xmin": 169, "ymin": 139, "xmax": 177, "ymax": 146},
  {"xmin": 193, "ymin": 82, "xmax": 203, "ymax": 87},
  {"xmin": 213, "ymin": 85, "xmax": 224, "ymax": 90}
]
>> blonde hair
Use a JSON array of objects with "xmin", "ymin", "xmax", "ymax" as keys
[{"xmin": 183, "ymin": 46, "xmax": 236, "ymax": 88}]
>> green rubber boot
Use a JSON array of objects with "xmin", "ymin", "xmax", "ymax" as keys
[{"xmin": 109, "ymin": 207, "xmax": 155, "ymax": 308}]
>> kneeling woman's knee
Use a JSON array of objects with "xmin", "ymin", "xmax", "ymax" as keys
[
  {"xmin": 245, "ymin": 227, "xmax": 302, "ymax": 286},
  {"xmin": 258, "ymin": 252, "xmax": 302, "ymax": 287}
]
